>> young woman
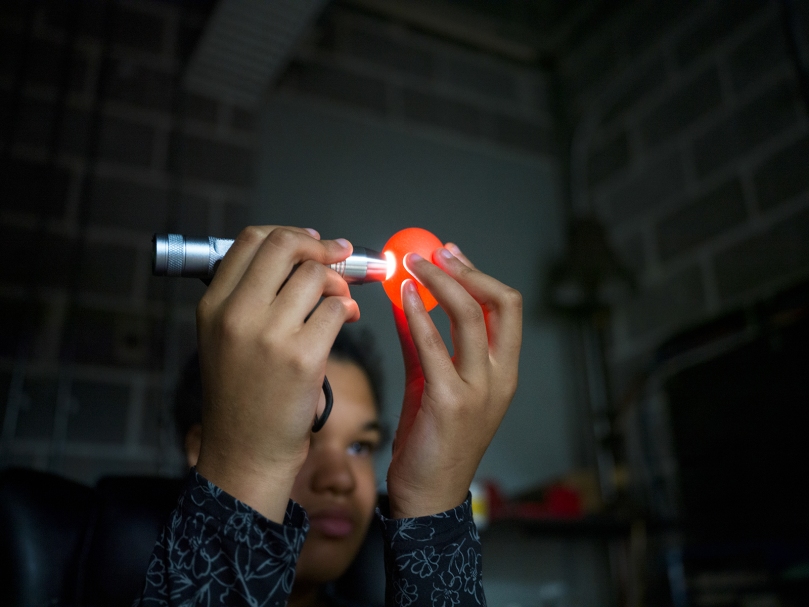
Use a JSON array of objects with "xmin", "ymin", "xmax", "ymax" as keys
[
  {"xmin": 173, "ymin": 331, "xmax": 385, "ymax": 606},
  {"xmin": 136, "ymin": 225, "xmax": 523, "ymax": 606}
]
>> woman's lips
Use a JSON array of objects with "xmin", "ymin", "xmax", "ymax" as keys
[{"xmin": 309, "ymin": 510, "xmax": 355, "ymax": 538}]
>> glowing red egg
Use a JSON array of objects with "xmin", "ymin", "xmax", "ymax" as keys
[{"xmin": 382, "ymin": 227, "xmax": 443, "ymax": 311}]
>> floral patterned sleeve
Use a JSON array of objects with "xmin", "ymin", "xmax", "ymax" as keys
[
  {"xmin": 134, "ymin": 468, "xmax": 309, "ymax": 607},
  {"xmin": 135, "ymin": 470, "xmax": 484, "ymax": 607},
  {"xmin": 376, "ymin": 495, "xmax": 486, "ymax": 607}
]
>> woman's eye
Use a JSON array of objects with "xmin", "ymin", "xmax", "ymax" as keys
[{"xmin": 348, "ymin": 441, "xmax": 378, "ymax": 456}]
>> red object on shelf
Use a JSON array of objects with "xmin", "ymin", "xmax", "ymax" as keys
[{"xmin": 485, "ymin": 481, "xmax": 583, "ymax": 522}]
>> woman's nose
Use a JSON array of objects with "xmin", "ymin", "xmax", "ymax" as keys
[{"xmin": 310, "ymin": 448, "xmax": 356, "ymax": 495}]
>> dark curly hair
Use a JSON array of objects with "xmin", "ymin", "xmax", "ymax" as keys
[{"xmin": 173, "ymin": 328, "xmax": 384, "ymax": 445}]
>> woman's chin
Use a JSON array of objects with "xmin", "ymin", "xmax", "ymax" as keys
[{"xmin": 295, "ymin": 535, "xmax": 361, "ymax": 583}]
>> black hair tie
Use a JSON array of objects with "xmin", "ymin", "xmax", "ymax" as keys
[{"xmin": 312, "ymin": 376, "xmax": 332, "ymax": 432}]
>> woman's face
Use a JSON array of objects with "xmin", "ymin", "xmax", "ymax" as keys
[{"xmin": 290, "ymin": 357, "xmax": 381, "ymax": 584}]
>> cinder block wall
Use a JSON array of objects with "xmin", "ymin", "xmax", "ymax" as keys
[
  {"xmin": 278, "ymin": 3, "xmax": 556, "ymax": 159},
  {"xmin": 558, "ymin": 0, "xmax": 809, "ymax": 385},
  {"xmin": 0, "ymin": 0, "xmax": 257, "ymax": 482},
  {"xmin": 0, "ymin": 0, "xmax": 557, "ymax": 484}
]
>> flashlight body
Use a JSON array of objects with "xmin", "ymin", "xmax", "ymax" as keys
[{"xmin": 153, "ymin": 234, "xmax": 387, "ymax": 284}]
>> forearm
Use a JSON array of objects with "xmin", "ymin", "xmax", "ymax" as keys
[
  {"xmin": 377, "ymin": 493, "xmax": 486, "ymax": 607},
  {"xmin": 136, "ymin": 468, "xmax": 309, "ymax": 606}
]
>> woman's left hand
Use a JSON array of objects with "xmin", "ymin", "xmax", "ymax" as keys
[{"xmin": 386, "ymin": 245, "xmax": 522, "ymax": 519}]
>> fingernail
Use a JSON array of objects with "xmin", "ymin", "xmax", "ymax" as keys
[
  {"xmin": 304, "ymin": 228, "xmax": 320, "ymax": 239},
  {"xmin": 335, "ymin": 238, "xmax": 351, "ymax": 249},
  {"xmin": 402, "ymin": 252, "xmax": 421, "ymax": 276},
  {"xmin": 446, "ymin": 243, "xmax": 461, "ymax": 256},
  {"xmin": 401, "ymin": 278, "xmax": 418, "ymax": 302},
  {"xmin": 437, "ymin": 247, "xmax": 453, "ymax": 260}
]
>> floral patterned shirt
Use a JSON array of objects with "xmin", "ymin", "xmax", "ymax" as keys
[{"xmin": 135, "ymin": 469, "xmax": 485, "ymax": 606}]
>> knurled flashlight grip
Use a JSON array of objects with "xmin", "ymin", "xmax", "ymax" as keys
[{"xmin": 152, "ymin": 233, "xmax": 388, "ymax": 284}]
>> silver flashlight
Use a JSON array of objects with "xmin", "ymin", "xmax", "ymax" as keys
[{"xmin": 152, "ymin": 233, "xmax": 391, "ymax": 284}]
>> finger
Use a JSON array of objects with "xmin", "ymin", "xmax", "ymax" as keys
[
  {"xmin": 232, "ymin": 230, "xmax": 352, "ymax": 311},
  {"xmin": 391, "ymin": 298, "xmax": 423, "ymax": 449},
  {"xmin": 205, "ymin": 226, "xmax": 314, "ymax": 304},
  {"xmin": 444, "ymin": 242, "xmax": 476, "ymax": 270},
  {"xmin": 400, "ymin": 277, "xmax": 455, "ymax": 386},
  {"xmin": 405, "ymin": 252, "xmax": 489, "ymax": 378},
  {"xmin": 271, "ymin": 261, "xmax": 354, "ymax": 329},
  {"xmin": 392, "ymin": 304, "xmax": 422, "ymax": 382},
  {"xmin": 433, "ymin": 247, "xmax": 522, "ymax": 368},
  {"xmin": 299, "ymin": 295, "xmax": 360, "ymax": 361}
]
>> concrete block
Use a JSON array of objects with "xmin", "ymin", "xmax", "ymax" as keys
[
  {"xmin": 608, "ymin": 150, "xmax": 685, "ymax": 223},
  {"xmin": 402, "ymin": 89, "xmax": 481, "ymax": 139},
  {"xmin": 89, "ymin": 176, "xmax": 169, "ymax": 231},
  {"xmin": 181, "ymin": 92, "xmax": 218, "ymax": 124},
  {"xmin": 27, "ymin": 37, "xmax": 88, "ymax": 90},
  {"xmin": 140, "ymin": 389, "xmax": 166, "ymax": 447},
  {"xmin": 693, "ymin": 80, "xmax": 799, "ymax": 177},
  {"xmin": 344, "ymin": 27, "xmax": 433, "ymax": 79},
  {"xmin": 78, "ymin": 242, "xmax": 136, "ymax": 297},
  {"xmin": 280, "ymin": 61, "xmax": 386, "ymax": 115},
  {"xmin": 178, "ymin": 134, "xmax": 255, "ymax": 188},
  {"xmin": 657, "ymin": 178, "xmax": 747, "ymax": 260},
  {"xmin": 0, "ymin": 0, "xmax": 26, "ymax": 24},
  {"xmin": 175, "ymin": 193, "xmax": 210, "ymax": 236},
  {"xmin": 77, "ymin": 0, "xmax": 105, "ymax": 39},
  {"xmin": 0, "ymin": 371, "xmax": 9, "ymax": 424},
  {"xmin": 615, "ymin": 231, "xmax": 646, "ymax": 276},
  {"xmin": 489, "ymin": 113, "xmax": 555, "ymax": 156},
  {"xmin": 640, "ymin": 66, "xmax": 722, "ymax": 147},
  {"xmin": 66, "ymin": 380, "xmax": 129, "ymax": 444},
  {"xmin": 61, "ymin": 457, "xmax": 160, "ymax": 486},
  {"xmin": 754, "ymin": 135, "xmax": 809, "ymax": 211},
  {"xmin": 222, "ymin": 202, "xmax": 249, "ymax": 238},
  {"xmin": 0, "ymin": 90, "xmax": 10, "ymax": 147},
  {"xmin": 625, "ymin": 0, "xmax": 695, "ymax": 55},
  {"xmin": 15, "ymin": 98, "xmax": 57, "ymax": 148},
  {"xmin": 0, "ymin": 158, "xmax": 69, "ymax": 219},
  {"xmin": 0, "ymin": 28, "xmax": 23, "ymax": 82},
  {"xmin": 106, "ymin": 59, "xmax": 173, "ymax": 111},
  {"xmin": 566, "ymin": 41, "xmax": 621, "ymax": 104},
  {"xmin": 588, "ymin": 131, "xmax": 630, "ymax": 187},
  {"xmin": 38, "ymin": 0, "xmax": 79, "ymax": 32},
  {"xmin": 111, "ymin": 4, "xmax": 164, "ymax": 54},
  {"xmin": 625, "ymin": 265, "xmax": 705, "ymax": 339},
  {"xmin": 14, "ymin": 378, "xmax": 58, "ymax": 440},
  {"xmin": 232, "ymin": 107, "xmax": 256, "ymax": 131},
  {"xmin": 441, "ymin": 56, "xmax": 518, "ymax": 102},
  {"xmin": 60, "ymin": 107, "xmax": 91, "ymax": 155},
  {"xmin": 602, "ymin": 56, "xmax": 668, "ymax": 124},
  {"xmin": 0, "ymin": 297, "xmax": 39, "ymax": 357},
  {"xmin": 147, "ymin": 272, "xmax": 206, "ymax": 306},
  {"xmin": 675, "ymin": 0, "xmax": 768, "ymax": 67},
  {"xmin": 728, "ymin": 17, "xmax": 789, "ymax": 92},
  {"xmin": 98, "ymin": 115, "xmax": 155, "ymax": 167},
  {"xmin": 0, "ymin": 225, "xmax": 78, "ymax": 290},
  {"xmin": 68, "ymin": 308, "xmax": 163, "ymax": 369},
  {"xmin": 177, "ymin": 21, "xmax": 204, "ymax": 61},
  {"xmin": 715, "ymin": 207, "xmax": 809, "ymax": 299}
]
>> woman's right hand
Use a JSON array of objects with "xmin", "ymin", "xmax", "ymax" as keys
[{"xmin": 194, "ymin": 226, "xmax": 359, "ymax": 523}]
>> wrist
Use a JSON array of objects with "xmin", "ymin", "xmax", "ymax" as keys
[
  {"xmin": 196, "ymin": 447, "xmax": 302, "ymax": 524},
  {"xmin": 388, "ymin": 489, "xmax": 468, "ymax": 519}
]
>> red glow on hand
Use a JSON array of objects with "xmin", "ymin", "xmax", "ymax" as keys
[{"xmin": 382, "ymin": 227, "xmax": 443, "ymax": 311}]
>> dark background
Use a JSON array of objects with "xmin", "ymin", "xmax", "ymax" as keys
[{"xmin": 2, "ymin": 0, "xmax": 809, "ymax": 605}]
